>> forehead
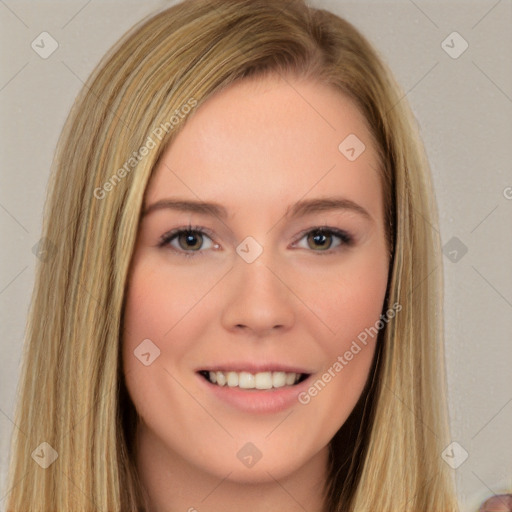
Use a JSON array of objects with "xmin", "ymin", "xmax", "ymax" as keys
[{"xmin": 145, "ymin": 74, "xmax": 383, "ymax": 223}]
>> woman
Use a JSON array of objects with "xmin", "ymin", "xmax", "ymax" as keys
[{"xmin": 5, "ymin": 0, "xmax": 500, "ymax": 510}]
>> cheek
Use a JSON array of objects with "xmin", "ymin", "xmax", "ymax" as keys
[
  {"xmin": 122, "ymin": 260, "xmax": 182, "ymax": 391},
  {"xmin": 297, "ymin": 247, "xmax": 390, "ymax": 345},
  {"xmin": 122, "ymin": 262, "xmax": 189, "ymax": 424},
  {"xmin": 122, "ymin": 257, "xmax": 214, "ymax": 349},
  {"xmin": 294, "ymin": 250, "xmax": 389, "ymax": 412},
  {"xmin": 121, "ymin": 257, "xmax": 221, "ymax": 412}
]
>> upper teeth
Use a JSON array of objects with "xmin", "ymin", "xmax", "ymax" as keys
[{"xmin": 208, "ymin": 371, "xmax": 301, "ymax": 389}]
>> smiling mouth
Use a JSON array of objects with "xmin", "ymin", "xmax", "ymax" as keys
[{"xmin": 198, "ymin": 370, "xmax": 309, "ymax": 390}]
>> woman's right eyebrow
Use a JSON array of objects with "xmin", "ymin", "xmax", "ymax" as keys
[
  {"xmin": 142, "ymin": 199, "xmax": 227, "ymax": 219},
  {"xmin": 142, "ymin": 197, "xmax": 373, "ymax": 223}
]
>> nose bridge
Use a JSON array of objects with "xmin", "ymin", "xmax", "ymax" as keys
[
  {"xmin": 233, "ymin": 232, "xmax": 280, "ymax": 285},
  {"xmin": 220, "ymin": 240, "xmax": 295, "ymax": 332},
  {"xmin": 237, "ymin": 248, "xmax": 278, "ymax": 295}
]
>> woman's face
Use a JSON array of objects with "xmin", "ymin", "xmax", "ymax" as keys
[{"xmin": 122, "ymin": 74, "xmax": 390, "ymax": 484}]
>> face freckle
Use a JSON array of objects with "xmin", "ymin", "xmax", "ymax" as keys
[{"xmin": 122, "ymin": 73, "xmax": 390, "ymax": 488}]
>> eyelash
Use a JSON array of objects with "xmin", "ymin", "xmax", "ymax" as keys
[{"xmin": 157, "ymin": 223, "xmax": 354, "ymax": 258}]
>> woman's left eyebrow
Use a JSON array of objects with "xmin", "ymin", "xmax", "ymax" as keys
[
  {"xmin": 285, "ymin": 197, "xmax": 373, "ymax": 223},
  {"xmin": 142, "ymin": 196, "xmax": 373, "ymax": 223}
]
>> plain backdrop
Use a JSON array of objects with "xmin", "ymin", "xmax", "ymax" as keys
[{"xmin": 0, "ymin": 1, "xmax": 511, "ymax": 511}]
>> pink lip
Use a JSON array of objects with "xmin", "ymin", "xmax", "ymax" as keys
[{"xmin": 196, "ymin": 371, "xmax": 313, "ymax": 414}]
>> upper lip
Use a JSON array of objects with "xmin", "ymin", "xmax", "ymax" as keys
[{"xmin": 196, "ymin": 362, "xmax": 312, "ymax": 374}]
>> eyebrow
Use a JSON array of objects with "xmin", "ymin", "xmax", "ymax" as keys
[{"xmin": 142, "ymin": 196, "xmax": 372, "ymax": 222}]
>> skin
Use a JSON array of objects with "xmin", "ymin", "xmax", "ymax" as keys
[{"xmin": 122, "ymin": 73, "xmax": 390, "ymax": 512}]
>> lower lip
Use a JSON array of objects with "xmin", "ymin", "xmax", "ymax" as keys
[{"xmin": 196, "ymin": 373, "xmax": 313, "ymax": 413}]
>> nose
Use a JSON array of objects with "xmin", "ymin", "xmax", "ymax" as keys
[{"xmin": 220, "ymin": 250, "xmax": 295, "ymax": 337}]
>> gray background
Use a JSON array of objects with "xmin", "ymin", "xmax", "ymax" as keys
[{"xmin": 1, "ymin": 1, "xmax": 511, "ymax": 511}]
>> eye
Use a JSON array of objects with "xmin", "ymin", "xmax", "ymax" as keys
[
  {"xmin": 158, "ymin": 225, "xmax": 354, "ymax": 258},
  {"xmin": 293, "ymin": 227, "xmax": 353, "ymax": 254},
  {"xmin": 158, "ymin": 225, "xmax": 217, "ymax": 257}
]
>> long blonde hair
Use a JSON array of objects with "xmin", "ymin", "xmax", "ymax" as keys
[{"xmin": 5, "ymin": 0, "xmax": 458, "ymax": 510}]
